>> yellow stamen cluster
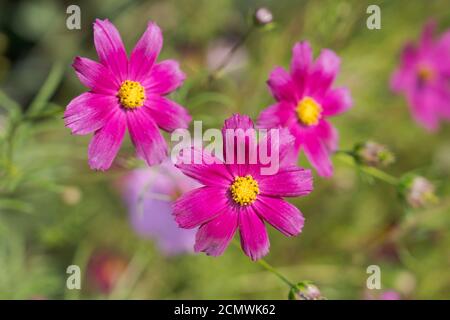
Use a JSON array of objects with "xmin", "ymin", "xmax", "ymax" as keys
[
  {"xmin": 296, "ymin": 96, "xmax": 322, "ymax": 126},
  {"xmin": 117, "ymin": 80, "xmax": 145, "ymax": 109},
  {"xmin": 417, "ymin": 65, "xmax": 435, "ymax": 82},
  {"xmin": 230, "ymin": 175, "xmax": 260, "ymax": 206}
]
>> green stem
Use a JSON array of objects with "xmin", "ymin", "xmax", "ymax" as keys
[
  {"xmin": 232, "ymin": 240, "xmax": 295, "ymax": 288},
  {"xmin": 335, "ymin": 152, "xmax": 399, "ymax": 185},
  {"xmin": 209, "ymin": 26, "xmax": 255, "ymax": 80}
]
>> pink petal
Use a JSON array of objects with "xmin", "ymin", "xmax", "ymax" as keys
[
  {"xmin": 253, "ymin": 196, "xmax": 304, "ymax": 237},
  {"xmin": 127, "ymin": 109, "xmax": 167, "ymax": 166},
  {"xmin": 93, "ymin": 19, "xmax": 128, "ymax": 82},
  {"xmin": 239, "ymin": 206, "xmax": 270, "ymax": 261},
  {"xmin": 72, "ymin": 57, "xmax": 118, "ymax": 95},
  {"xmin": 173, "ymin": 186, "xmax": 229, "ymax": 228},
  {"xmin": 258, "ymin": 166, "xmax": 313, "ymax": 197},
  {"xmin": 258, "ymin": 127, "xmax": 296, "ymax": 166},
  {"xmin": 88, "ymin": 110, "xmax": 126, "ymax": 170},
  {"xmin": 407, "ymin": 87, "xmax": 439, "ymax": 131},
  {"xmin": 194, "ymin": 209, "xmax": 238, "ymax": 257},
  {"xmin": 316, "ymin": 120, "xmax": 339, "ymax": 152},
  {"xmin": 129, "ymin": 22, "xmax": 163, "ymax": 82},
  {"xmin": 221, "ymin": 114, "xmax": 257, "ymax": 176},
  {"xmin": 142, "ymin": 60, "xmax": 186, "ymax": 95},
  {"xmin": 302, "ymin": 136, "xmax": 333, "ymax": 177},
  {"xmin": 64, "ymin": 93, "xmax": 117, "ymax": 135},
  {"xmin": 420, "ymin": 20, "xmax": 436, "ymax": 48},
  {"xmin": 256, "ymin": 101, "xmax": 294, "ymax": 129},
  {"xmin": 321, "ymin": 87, "xmax": 352, "ymax": 116},
  {"xmin": 144, "ymin": 95, "xmax": 191, "ymax": 132},
  {"xmin": 267, "ymin": 66, "xmax": 298, "ymax": 103},
  {"xmin": 307, "ymin": 49, "xmax": 340, "ymax": 95},
  {"xmin": 290, "ymin": 41, "xmax": 312, "ymax": 94},
  {"xmin": 176, "ymin": 147, "xmax": 233, "ymax": 187}
]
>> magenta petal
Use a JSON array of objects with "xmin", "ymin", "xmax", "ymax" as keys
[
  {"xmin": 129, "ymin": 22, "xmax": 163, "ymax": 82},
  {"xmin": 253, "ymin": 196, "xmax": 304, "ymax": 237},
  {"xmin": 144, "ymin": 95, "xmax": 191, "ymax": 132},
  {"xmin": 194, "ymin": 209, "xmax": 238, "ymax": 257},
  {"xmin": 72, "ymin": 57, "xmax": 118, "ymax": 94},
  {"xmin": 407, "ymin": 88, "xmax": 439, "ymax": 131},
  {"xmin": 64, "ymin": 93, "xmax": 117, "ymax": 135},
  {"xmin": 258, "ymin": 166, "xmax": 313, "ymax": 197},
  {"xmin": 88, "ymin": 110, "xmax": 126, "ymax": 170},
  {"xmin": 321, "ymin": 87, "xmax": 352, "ymax": 116},
  {"xmin": 176, "ymin": 147, "xmax": 233, "ymax": 187},
  {"xmin": 93, "ymin": 19, "xmax": 128, "ymax": 82},
  {"xmin": 143, "ymin": 60, "xmax": 186, "ymax": 95},
  {"xmin": 316, "ymin": 120, "xmax": 339, "ymax": 152},
  {"xmin": 308, "ymin": 49, "xmax": 340, "ymax": 95},
  {"xmin": 127, "ymin": 109, "xmax": 167, "ymax": 166},
  {"xmin": 291, "ymin": 41, "xmax": 312, "ymax": 94},
  {"xmin": 303, "ymin": 136, "xmax": 333, "ymax": 177},
  {"xmin": 173, "ymin": 186, "xmax": 228, "ymax": 228},
  {"xmin": 222, "ymin": 113, "xmax": 254, "ymax": 131},
  {"xmin": 257, "ymin": 101, "xmax": 294, "ymax": 129},
  {"xmin": 267, "ymin": 66, "xmax": 297, "ymax": 103},
  {"xmin": 239, "ymin": 206, "xmax": 270, "ymax": 261}
]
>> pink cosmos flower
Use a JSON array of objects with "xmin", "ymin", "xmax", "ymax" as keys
[
  {"xmin": 391, "ymin": 21, "xmax": 450, "ymax": 131},
  {"xmin": 257, "ymin": 41, "xmax": 352, "ymax": 177},
  {"xmin": 173, "ymin": 114, "xmax": 313, "ymax": 261},
  {"xmin": 122, "ymin": 161, "xmax": 197, "ymax": 256},
  {"xmin": 65, "ymin": 19, "xmax": 191, "ymax": 170}
]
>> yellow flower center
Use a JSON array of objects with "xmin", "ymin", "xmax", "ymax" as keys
[
  {"xmin": 117, "ymin": 80, "xmax": 145, "ymax": 109},
  {"xmin": 417, "ymin": 65, "xmax": 435, "ymax": 82},
  {"xmin": 296, "ymin": 96, "xmax": 322, "ymax": 126},
  {"xmin": 230, "ymin": 175, "xmax": 260, "ymax": 206}
]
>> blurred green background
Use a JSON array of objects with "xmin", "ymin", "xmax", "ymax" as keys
[{"xmin": 0, "ymin": 0, "xmax": 449, "ymax": 299}]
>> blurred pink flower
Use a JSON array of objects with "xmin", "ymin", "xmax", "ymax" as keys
[
  {"xmin": 123, "ymin": 161, "xmax": 197, "ymax": 256},
  {"xmin": 380, "ymin": 290, "xmax": 401, "ymax": 300},
  {"xmin": 391, "ymin": 21, "xmax": 450, "ymax": 131},
  {"xmin": 173, "ymin": 114, "xmax": 313, "ymax": 261},
  {"xmin": 87, "ymin": 251, "xmax": 127, "ymax": 294},
  {"xmin": 257, "ymin": 41, "xmax": 352, "ymax": 177},
  {"xmin": 65, "ymin": 19, "xmax": 191, "ymax": 170}
]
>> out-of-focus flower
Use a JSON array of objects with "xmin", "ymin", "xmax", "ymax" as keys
[
  {"xmin": 123, "ymin": 161, "xmax": 197, "ymax": 256},
  {"xmin": 173, "ymin": 114, "xmax": 313, "ymax": 261},
  {"xmin": 380, "ymin": 290, "xmax": 401, "ymax": 300},
  {"xmin": 401, "ymin": 175, "xmax": 438, "ymax": 208},
  {"xmin": 289, "ymin": 282, "xmax": 324, "ymax": 300},
  {"xmin": 391, "ymin": 21, "xmax": 450, "ymax": 131},
  {"xmin": 87, "ymin": 251, "xmax": 128, "ymax": 294},
  {"xmin": 354, "ymin": 141, "xmax": 395, "ymax": 168},
  {"xmin": 257, "ymin": 41, "xmax": 352, "ymax": 177},
  {"xmin": 365, "ymin": 289, "xmax": 401, "ymax": 300},
  {"xmin": 61, "ymin": 186, "xmax": 82, "ymax": 205},
  {"xmin": 65, "ymin": 19, "xmax": 191, "ymax": 170},
  {"xmin": 254, "ymin": 7, "xmax": 273, "ymax": 26}
]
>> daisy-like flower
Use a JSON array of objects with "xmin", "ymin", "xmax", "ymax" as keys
[
  {"xmin": 173, "ymin": 114, "xmax": 313, "ymax": 261},
  {"xmin": 391, "ymin": 21, "xmax": 450, "ymax": 131},
  {"xmin": 257, "ymin": 41, "xmax": 352, "ymax": 177},
  {"xmin": 65, "ymin": 19, "xmax": 191, "ymax": 170},
  {"xmin": 122, "ymin": 161, "xmax": 197, "ymax": 256}
]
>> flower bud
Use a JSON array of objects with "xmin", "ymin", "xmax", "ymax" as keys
[
  {"xmin": 289, "ymin": 282, "xmax": 324, "ymax": 300},
  {"xmin": 401, "ymin": 175, "xmax": 438, "ymax": 208},
  {"xmin": 253, "ymin": 7, "xmax": 273, "ymax": 26},
  {"xmin": 354, "ymin": 141, "xmax": 395, "ymax": 167}
]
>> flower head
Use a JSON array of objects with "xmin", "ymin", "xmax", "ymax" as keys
[
  {"xmin": 391, "ymin": 21, "xmax": 450, "ymax": 131},
  {"xmin": 257, "ymin": 41, "xmax": 352, "ymax": 177},
  {"xmin": 354, "ymin": 141, "xmax": 395, "ymax": 168},
  {"xmin": 122, "ymin": 161, "xmax": 197, "ymax": 256},
  {"xmin": 173, "ymin": 114, "xmax": 313, "ymax": 261},
  {"xmin": 65, "ymin": 19, "xmax": 191, "ymax": 170},
  {"xmin": 401, "ymin": 175, "xmax": 438, "ymax": 208}
]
